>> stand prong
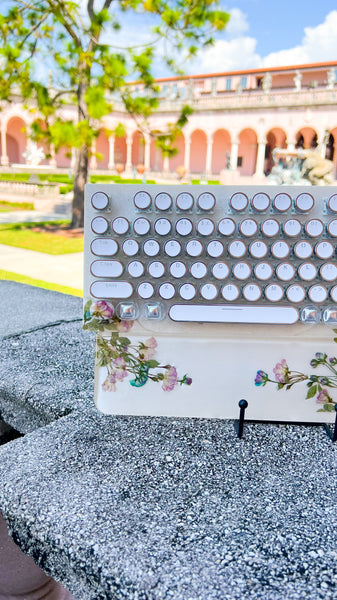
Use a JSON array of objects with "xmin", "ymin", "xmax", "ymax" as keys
[{"xmin": 236, "ymin": 399, "xmax": 248, "ymax": 439}]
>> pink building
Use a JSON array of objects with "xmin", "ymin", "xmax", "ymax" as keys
[{"xmin": 1, "ymin": 60, "xmax": 337, "ymax": 179}]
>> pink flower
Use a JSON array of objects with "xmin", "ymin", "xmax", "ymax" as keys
[
  {"xmin": 112, "ymin": 357, "xmax": 128, "ymax": 381},
  {"xmin": 90, "ymin": 301, "xmax": 114, "ymax": 320},
  {"xmin": 273, "ymin": 359, "xmax": 289, "ymax": 383},
  {"xmin": 162, "ymin": 366, "xmax": 178, "ymax": 392},
  {"xmin": 141, "ymin": 337, "xmax": 158, "ymax": 360},
  {"xmin": 316, "ymin": 389, "xmax": 331, "ymax": 404},
  {"xmin": 102, "ymin": 373, "xmax": 117, "ymax": 392},
  {"xmin": 116, "ymin": 320, "xmax": 134, "ymax": 332}
]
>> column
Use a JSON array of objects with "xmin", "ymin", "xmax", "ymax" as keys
[
  {"xmin": 144, "ymin": 134, "xmax": 151, "ymax": 172},
  {"xmin": 286, "ymin": 140, "xmax": 296, "ymax": 153},
  {"xmin": 184, "ymin": 138, "xmax": 191, "ymax": 174},
  {"xmin": 0, "ymin": 127, "xmax": 9, "ymax": 166},
  {"xmin": 71, "ymin": 148, "xmax": 76, "ymax": 170},
  {"xmin": 90, "ymin": 139, "xmax": 97, "ymax": 169},
  {"xmin": 163, "ymin": 155, "xmax": 170, "ymax": 173},
  {"xmin": 108, "ymin": 136, "xmax": 115, "ymax": 170},
  {"xmin": 205, "ymin": 135, "xmax": 213, "ymax": 176},
  {"xmin": 49, "ymin": 143, "xmax": 57, "ymax": 168},
  {"xmin": 254, "ymin": 139, "xmax": 266, "ymax": 177},
  {"xmin": 230, "ymin": 140, "xmax": 239, "ymax": 170},
  {"xmin": 126, "ymin": 134, "xmax": 133, "ymax": 173}
]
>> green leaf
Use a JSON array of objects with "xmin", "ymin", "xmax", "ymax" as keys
[
  {"xmin": 306, "ymin": 385, "xmax": 317, "ymax": 399},
  {"xmin": 145, "ymin": 360, "xmax": 160, "ymax": 368},
  {"xmin": 323, "ymin": 403, "xmax": 335, "ymax": 412},
  {"xmin": 118, "ymin": 337, "xmax": 131, "ymax": 346}
]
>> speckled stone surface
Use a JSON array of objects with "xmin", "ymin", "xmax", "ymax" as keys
[{"xmin": 0, "ymin": 411, "xmax": 336, "ymax": 600}]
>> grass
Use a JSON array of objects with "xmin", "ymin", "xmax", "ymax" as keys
[
  {"xmin": 0, "ymin": 200, "xmax": 34, "ymax": 212},
  {"xmin": 0, "ymin": 268, "xmax": 82, "ymax": 297},
  {"xmin": 0, "ymin": 221, "xmax": 84, "ymax": 255}
]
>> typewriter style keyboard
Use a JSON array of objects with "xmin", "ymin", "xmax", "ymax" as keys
[{"xmin": 84, "ymin": 184, "xmax": 337, "ymax": 325}]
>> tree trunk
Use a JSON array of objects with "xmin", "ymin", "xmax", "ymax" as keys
[{"xmin": 71, "ymin": 145, "xmax": 88, "ymax": 228}]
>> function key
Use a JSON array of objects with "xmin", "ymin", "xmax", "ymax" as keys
[
  {"xmin": 230, "ymin": 192, "xmax": 248, "ymax": 212},
  {"xmin": 239, "ymin": 218, "xmax": 258, "ymax": 237},
  {"xmin": 91, "ymin": 260, "xmax": 123, "ymax": 278},
  {"xmin": 176, "ymin": 218, "xmax": 193, "ymax": 236},
  {"xmin": 91, "ymin": 191, "xmax": 109, "ymax": 210},
  {"xmin": 305, "ymin": 219, "xmax": 324, "ymax": 238},
  {"xmin": 273, "ymin": 193, "xmax": 292, "ymax": 212},
  {"xmin": 197, "ymin": 192, "xmax": 216, "ymax": 211},
  {"xmin": 133, "ymin": 217, "xmax": 150, "ymax": 236},
  {"xmin": 218, "ymin": 218, "xmax": 236, "ymax": 236},
  {"xmin": 283, "ymin": 219, "xmax": 302, "ymax": 237},
  {"xmin": 249, "ymin": 241, "xmax": 268, "ymax": 259},
  {"xmin": 261, "ymin": 219, "xmax": 280, "ymax": 238},
  {"xmin": 91, "ymin": 238, "xmax": 118, "ymax": 256},
  {"xmin": 176, "ymin": 192, "xmax": 194, "ymax": 211},
  {"xmin": 251, "ymin": 193, "xmax": 270, "ymax": 212},
  {"xmin": 294, "ymin": 241, "xmax": 313, "ymax": 259},
  {"xmin": 155, "ymin": 192, "xmax": 172, "ymax": 211},
  {"xmin": 327, "ymin": 219, "xmax": 337, "ymax": 237},
  {"xmin": 328, "ymin": 194, "xmax": 337, "ymax": 213},
  {"xmin": 112, "ymin": 217, "xmax": 129, "ymax": 235},
  {"xmin": 197, "ymin": 218, "xmax": 215, "ymax": 236},
  {"xmin": 295, "ymin": 193, "xmax": 314, "ymax": 212},
  {"xmin": 91, "ymin": 216, "xmax": 109, "ymax": 234},
  {"xmin": 154, "ymin": 218, "xmax": 172, "ymax": 236},
  {"xmin": 134, "ymin": 190, "xmax": 151, "ymax": 209},
  {"xmin": 315, "ymin": 241, "xmax": 334, "ymax": 260}
]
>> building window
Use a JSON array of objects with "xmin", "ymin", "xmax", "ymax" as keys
[
  {"xmin": 237, "ymin": 157, "xmax": 243, "ymax": 167},
  {"xmin": 240, "ymin": 77, "xmax": 247, "ymax": 89},
  {"xmin": 256, "ymin": 77, "xmax": 263, "ymax": 88},
  {"xmin": 226, "ymin": 78, "xmax": 232, "ymax": 91}
]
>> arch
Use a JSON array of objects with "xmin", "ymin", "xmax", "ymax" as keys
[
  {"xmin": 96, "ymin": 130, "xmax": 109, "ymax": 169},
  {"xmin": 169, "ymin": 133, "xmax": 185, "ymax": 173},
  {"xmin": 296, "ymin": 127, "xmax": 318, "ymax": 149},
  {"xmin": 114, "ymin": 135, "xmax": 126, "ymax": 167},
  {"xmin": 190, "ymin": 129, "xmax": 207, "ymax": 174},
  {"xmin": 265, "ymin": 127, "xmax": 287, "ymax": 174},
  {"xmin": 238, "ymin": 128, "xmax": 257, "ymax": 176},
  {"xmin": 6, "ymin": 117, "xmax": 26, "ymax": 164},
  {"xmin": 132, "ymin": 130, "xmax": 145, "ymax": 166},
  {"xmin": 212, "ymin": 129, "xmax": 231, "ymax": 174},
  {"xmin": 328, "ymin": 128, "xmax": 337, "ymax": 177}
]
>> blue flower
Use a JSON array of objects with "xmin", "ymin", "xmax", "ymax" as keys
[{"xmin": 255, "ymin": 370, "xmax": 268, "ymax": 386}]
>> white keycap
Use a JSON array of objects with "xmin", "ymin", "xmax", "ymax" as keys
[
  {"xmin": 164, "ymin": 240, "xmax": 181, "ymax": 257},
  {"xmin": 154, "ymin": 218, "xmax": 172, "ymax": 236},
  {"xmin": 133, "ymin": 217, "xmax": 150, "ymax": 236},
  {"xmin": 179, "ymin": 283, "xmax": 196, "ymax": 300},
  {"xmin": 200, "ymin": 283, "xmax": 218, "ymax": 300},
  {"xmin": 197, "ymin": 218, "xmax": 215, "ymax": 236},
  {"xmin": 305, "ymin": 219, "xmax": 324, "ymax": 238},
  {"xmin": 320, "ymin": 263, "xmax": 337, "ymax": 282},
  {"xmin": 190, "ymin": 262, "xmax": 207, "ymax": 279},
  {"xmin": 239, "ymin": 219, "xmax": 258, "ymax": 237},
  {"xmin": 249, "ymin": 241, "xmax": 268, "ymax": 259},
  {"xmin": 122, "ymin": 239, "xmax": 139, "ymax": 256},
  {"xmin": 207, "ymin": 240, "xmax": 224, "ymax": 258},
  {"xmin": 143, "ymin": 239, "xmax": 160, "ymax": 257},
  {"xmin": 221, "ymin": 284, "xmax": 240, "ymax": 301},
  {"xmin": 91, "ymin": 260, "xmax": 123, "ymax": 278},
  {"xmin": 218, "ymin": 218, "xmax": 235, "ymax": 236},
  {"xmin": 186, "ymin": 240, "xmax": 203, "ymax": 257},
  {"xmin": 155, "ymin": 192, "xmax": 172, "ymax": 211},
  {"xmin": 148, "ymin": 261, "xmax": 165, "ymax": 278},
  {"xmin": 330, "ymin": 286, "xmax": 337, "ymax": 302},
  {"xmin": 137, "ymin": 282, "xmax": 154, "ymax": 299},
  {"xmin": 283, "ymin": 219, "xmax": 302, "ymax": 237},
  {"xmin": 298, "ymin": 262, "xmax": 317, "ymax": 281},
  {"xmin": 327, "ymin": 220, "xmax": 337, "ymax": 237},
  {"xmin": 273, "ymin": 193, "xmax": 292, "ymax": 212},
  {"xmin": 315, "ymin": 241, "xmax": 334, "ymax": 260},
  {"xmin": 254, "ymin": 262, "xmax": 273, "ymax": 281},
  {"xmin": 328, "ymin": 194, "xmax": 337, "ymax": 213},
  {"xmin": 271, "ymin": 241, "xmax": 290, "ymax": 259},
  {"xmin": 233, "ymin": 262, "xmax": 251, "ymax": 280},
  {"xmin": 276, "ymin": 262, "xmax": 296, "ymax": 281},
  {"xmin": 128, "ymin": 261, "xmax": 145, "ymax": 278},
  {"xmin": 159, "ymin": 282, "xmax": 175, "ymax": 300},
  {"xmin": 134, "ymin": 190, "xmax": 151, "ymax": 209},
  {"xmin": 91, "ymin": 281, "xmax": 133, "ymax": 299},
  {"xmin": 228, "ymin": 240, "xmax": 246, "ymax": 258},
  {"xmin": 294, "ymin": 241, "xmax": 313, "ymax": 259},
  {"xmin": 243, "ymin": 283, "xmax": 262, "ymax": 302},
  {"xmin": 230, "ymin": 192, "xmax": 248, "ymax": 212},
  {"xmin": 176, "ymin": 218, "xmax": 193, "ymax": 236},
  {"xmin": 91, "ymin": 238, "xmax": 118, "ymax": 256},
  {"xmin": 265, "ymin": 284, "xmax": 284, "ymax": 302},
  {"xmin": 212, "ymin": 262, "xmax": 230, "ymax": 280},
  {"xmin": 169, "ymin": 304, "xmax": 299, "ymax": 324},
  {"xmin": 286, "ymin": 284, "xmax": 305, "ymax": 303},
  {"xmin": 169, "ymin": 261, "xmax": 187, "ymax": 278},
  {"xmin": 112, "ymin": 217, "xmax": 129, "ymax": 235},
  {"xmin": 308, "ymin": 285, "xmax": 328, "ymax": 303},
  {"xmin": 91, "ymin": 191, "xmax": 109, "ymax": 210},
  {"xmin": 91, "ymin": 217, "xmax": 109, "ymax": 234},
  {"xmin": 176, "ymin": 192, "xmax": 194, "ymax": 210},
  {"xmin": 295, "ymin": 193, "xmax": 314, "ymax": 212},
  {"xmin": 252, "ymin": 193, "xmax": 270, "ymax": 212},
  {"xmin": 261, "ymin": 219, "xmax": 280, "ymax": 237},
  {"xmin": 197, "ymin": 192, "xmax": 216, "ymax": 211}
]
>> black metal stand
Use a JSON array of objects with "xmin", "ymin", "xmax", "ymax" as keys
[
  {"xmin": 323, "ymin": 404, "xmax": 337, "ymax": 443},
  {"xmin": 235, "ymin": 399, "xmax": 248, "ymax": 439}
]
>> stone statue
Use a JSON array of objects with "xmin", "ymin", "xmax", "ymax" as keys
[
  {"xmin": 262, "ymin": 72, "xmax": 272, "ymax": 93},
  {"xmin": 327, "ymin": 68, "xmax": 336, "ymax": 90},
  {"xmin": 22, "ymin": 141, "xmax": 45, "ymax": 166},
  {"xmin": 301, "ymin": 151, "xmax": 334, "ymax": 185},
  {"xmin": 294, "ymin": 71, "xmax": 302, "ymax": 92}
]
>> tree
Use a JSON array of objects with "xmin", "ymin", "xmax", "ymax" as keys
[{"xmin": 0, "ymin": 0, "xmax": 229, "ymax": 228}]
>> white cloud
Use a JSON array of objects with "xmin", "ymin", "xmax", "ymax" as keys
[
  {"xmin": 225, "ymin": 8, "xmax": 249, "ymax": 38},
  {"xmin": 196, "ymin": 37, "xmax": 262, "ymax": 73}
]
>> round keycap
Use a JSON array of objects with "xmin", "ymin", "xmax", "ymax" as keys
[
  {"xmin": 239, "ymin": 219, "xmax": 258, "ymax": 237},
  {"xmin": 330, "ymin": 286, "xmax": 337, "ymax": 302},
  {"xmin": 148, "ymin": 261, "xmax": 165, "ymax": 278},
  {"xmin": 122, "ymin": 239, "xmax": 139, "ymax": 256},
  {"xmin": 128, "ymin": 261, "xmax": 145, "ymax": 278},
  {"xmin": 133, "ymin": 217, "xmax": 150, "ymax": 236},
  {"xmin": 295, "ymin": 193, "xmax": 314, "ymax": 212},
  {"xmin": 200, "ymin": 283, "xmax": 218, "ymax": 300},
  {"xmin": 228, "ymin": 240, "xmax": 246, "ymax": 258},
  {"xmin": 159, "ymin": 282, "xmax": 176, "ymax": 300},
  {"xmin": 261, "ymin": 219, "xmax": 280, "ymax": 238},
  {"xmin": 218, "ymin": 218, "xmax": 236, "ymax": 236},
  {"xmin": 305, "ymin": 219, "xmax": 324, "ymax": 238},
  {"xmin": 197, "ymin": 218, "xmax": 215, "ymax": 236},
  {"xmin": 143, "ymin": 239, "xmax": 160, "ymax": 257},
  {"xmin": 252, "ymin": 193, "xmax": 270, "ymax": 212},
  {"xmin": 222, "ymin": 284, "xmax": 240, "ymax": 301},
  {"xmin": 155, "ymin": 192, "xmax": 172, "ymax": 211},
  {"xmin": 298, "ymin": 262, "xmax": 317, "ymax": 281},
  {"xmin": 91, "ymin": 238, "xmax": 118, "ymax": 256},
  {"xmin": 230, "ymin": 192, "xmax": 248, "ymax": 212},
  {"xmin": 308, "ymin": 285, "xmax": 328, "ymax": 303},
  {"xmin": 294, "ymin": 241, "xmax": 313, "ymax": 259},
  {"xmin": 190, "ymin": 262, "xmax": 207, "ymax": 279},
  {"xmin": 134, "ymin": 190, "xmax": 151, "ymax": 209},
  {"xmin": 265, "ymin": 284, "xmax": 284, "ymax": 302},
  {"xmin": 176, "ymin": 192, "xmax": 194, "ymax": 211},
  {"xmin": 328, "ymin": 194, "xmax": 337, "ymax": 213},
  {"xmin": 112, "ymin": 217, "xmax": 129, "ymax": 235},
  {"xmin": 91, "ymin": 260, "xmax": 123, "ymax": 278},
  {"xmin": 276, "ymin": 262, "xmax": 296, "ymax": 282},
  {"xmin": 212, "ymin": 262, "xmax": 230, "ymax": 280},
  {"xmin": 286, "ymin": 284, "xmax": 305, "ymax": 303},
  {"xmin": 273, "ymin": 193, "xmax": 292, "ymax": 212},
  {"xmin": 249, "ymin": 241, "xmax": 268, "ymax": 259},
  {"xmin": 91, "ymin": 191, "xmax": 109, "ymax": 210},
  {"xmin": 233, "ymin": 262, "xmax": 251, "ymax": 280},
  {"xmin": 91, "ymin": 217, "xmax": 109, "ymax": 234},
  {"xmin": 254, "ymin": 262, "xmax": 273, "ymax": 281},
  {"xmin": 169, "ymin": 261, "xmax": 187, "ymax": 278},
  {"xmin": 271, "ymin": 241, "xmax": 290, "ymax": 259},
  {"xmin": 207, "ymin": 240, "xmax": 224, "ymax": 258},
  {"xmin": 179, "ymin": 283, "xmax": 196, "ymax": 300},
  {"xmin": 186, "ymin": 240, "xmax": 203, "ymax": 257},
  {"xmin": 320, "ymin": 263, "xmax": 337, "ymax": 282},
  {"xmin": 315, "ymin": 241, "xmax": 334, "ymax": 260},
  {"xmin": 164, "ymin": 240, "xmax": 181, "ymax": 257},
  {"xmin": 197, "ymin": 192, "xmax": 216, "ymax": 211},
  {"xmin": 283, "ymin": 219, "xmax": 302, "ymax": 237},
  {"xmin": 176, "ymin": 218, "xmax": 193, "ymax": 236},
  {"xmin": 154, "ymin": 218, "xmax": 172, "ymax": 236},
  {"xmin": 137, "ymin": 282, "xmax": 154, "ymax": 299},
  {"xmin": 243, "ymin": 283, "xmax": 262, "ymax": 302},
  {"xmin": 327, "ymin": 220, "xmax": 337, "ymax": 237}
]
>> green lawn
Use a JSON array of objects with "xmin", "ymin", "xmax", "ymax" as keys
[
  {"xmin": 0, "ymin": 200, "xmax": 34, "ymax": 211},
  {"xmin": 0, "ymin": 221, "xmax": 84, "ymax": 254},
  {"xmin": 0, "ymin": 269, "xmax": 82, "ymax": 297}
]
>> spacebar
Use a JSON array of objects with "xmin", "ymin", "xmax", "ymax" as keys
[{"xmin": 169, "ymin": 304, "xmax": 299, "ymax": 324}]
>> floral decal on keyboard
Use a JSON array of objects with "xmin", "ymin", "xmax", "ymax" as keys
[
  {"xmin": 83, "ymin": 299, "xmax": 192, "ymax": 392},
  {"xmin": 255, "ymin": 332, "xmax": 337, "ymax": 413}
]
